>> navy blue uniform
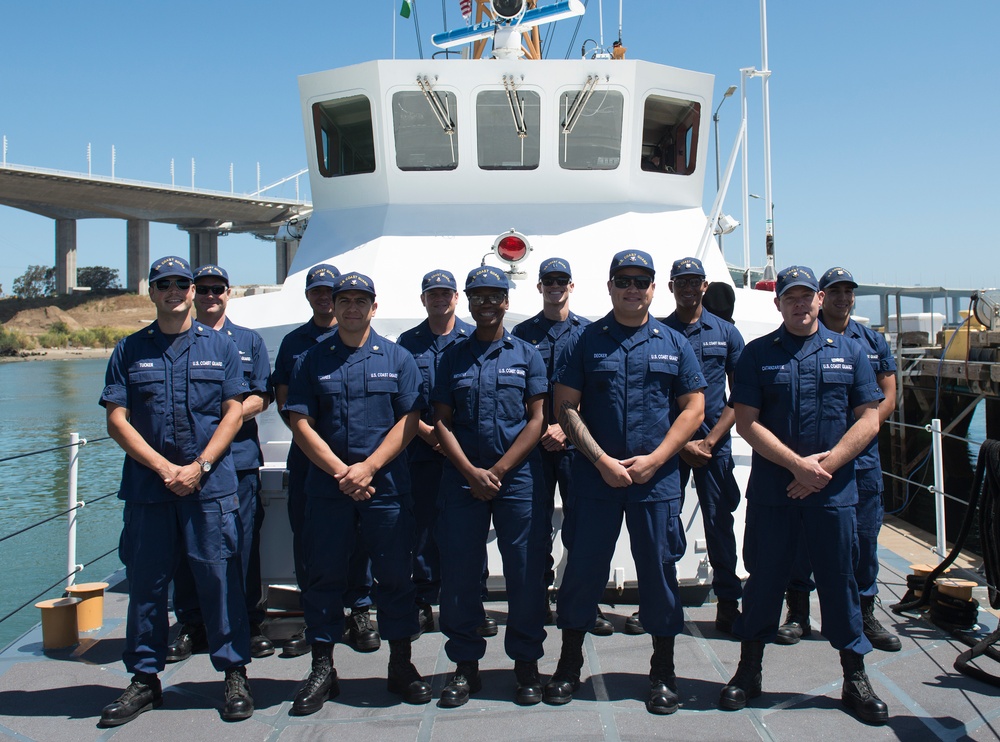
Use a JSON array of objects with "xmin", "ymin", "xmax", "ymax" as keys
[
  {"xmin": 789, "ymin": 316, "xmax": 896, "ymax": 598},
  {"xmin": 512, "ymin": 311, "xmax": 590, "ymax": 562},
  {"xmin": 101, "ymin": 321, "xmax": 250, "ymax": 674},
  {"xmin": 663, "ymin": 308, "xmax": 745, "ymax": 602},
  {"xmin": 397, "ymin": 316, "xmax": 474, "ymax": 606},
  {"xmin": 271, "ymin": 319, "xmax": 373, "ymax": 611},
  {"xmin": 285, "ymin": 329, "xmax": 422, "ymax": 643},
  {"xmin": 553, "ymin": 314, "xmax": 705, "ymax": 637},
  {"xmin": 730, "ymin": 323, "xmax": 883, "ymax": 652},
  {"xmin": 431, "ymin": 332, "xmax": 548, "ymax": 663},
  {"xmin": 173, "ymin": 319, "xmax": 271, "ymax": 626}
]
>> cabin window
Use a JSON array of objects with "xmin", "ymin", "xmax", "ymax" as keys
[
  {"xmin": 392, "ymin": 90, "xmax": 459, "ymax": 171},
  {"xmin": 477, "ymin": 90, "xmax": 540, "ymax": 170},
  {"xmin": 558, "ymin": 89, "xmax": 623, "ymax": 170},
  {"xmin": 640, "ymin": 95, "xmax": 701, "ymax": 176},
  {"xmin": 312, "ymin": 95, "xmax": 376, "ymax": 178}
]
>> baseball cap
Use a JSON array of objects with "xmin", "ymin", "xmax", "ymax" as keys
[
  {"xmin": 149, "ymin": 256, "xmax": 193, "ymax": 282},
  {"xmin": 775, "ymin": 265, "xmax": 819, "ymax": 297},
  {"xmin": 669, "ymin": 257, "xmax": 706, "ymax": 279},
  {"xmin": 609, "ymin": 250, "xmax": 655, "ymax": 277},
  {"xmin": 193, "ymin": 264, "xmax": 229, "ymax": 285},
  {"xmin": 538, "ymin": 257, "xmax": 572, "ymax": 279},
  {"xmin": 305, "ymin": 264, "xmax": 341, "ymax": 290},
  {"xmin": 818, "ymin": 267, "xmax": 858, "ymax": 291},
  {"xmin": 421, "ymin": 269, "xmax": 458, "ymax": 293}
]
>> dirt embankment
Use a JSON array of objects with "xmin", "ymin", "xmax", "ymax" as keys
[{"xmin": 0, "ymin": 293, "xmax": 154, "ymax": 336}]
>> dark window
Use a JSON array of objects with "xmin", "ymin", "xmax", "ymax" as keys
[
  {"xmin": 477, "ymin": 90, "xmax": 540, "ymax": 170},
  {"xmin": 558, "ymin": 89, "xmax": 623, "ymax": 170},
  {"xmin": 393, "ymin": 90, "xmax": 459, "ymax": 171},
  {"xmin": 312, "ymin": 95, "xmax": 376, "ymax": 178},
  {"xmin": 640, "ymin": 95, "xmax": 701, "ymax": 175}
]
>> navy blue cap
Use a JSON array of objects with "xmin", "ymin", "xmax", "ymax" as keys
[
  {"xmin": 421, "ymin": 269, "xmax": 458, "ymax": 293},
  {"xmin": 149, "ymin": 255, "xmax": 193, "ymax": 282},
  {"xmin": 775, "ymin": 265, "xmax": 819, "ymax": 296},
  {"xmin": 305, "ymin": 263, "xmax": 341, "ymax": 290},
  {"xmin": 609, "ymin": 249, "xmax": 655, "ymax": 277},
  {"xmin": 818, "ymin": 266, "xmax": 858, "ymax": 291},
  {"xmin": 465, "ymin": 265, "xmax": 510, "ymax": 291},
  {"xmin": 669, "ymin": 257, "xmax": 706, "ymax": 279},
  {"xmin": 193, "ymin": 264, "xmax": 229, "ymax": 285},
  {"xmin": 332, "ymin": 272, "xmax": 376, "ymax": 297},
  {"xmin": 538, "ymin": 257, "xmax": 572, "ymax": 279}
]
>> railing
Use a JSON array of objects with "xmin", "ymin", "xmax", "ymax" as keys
[{"xmin": 0, "ymin": 433, "xmax": 119, "ymax": 628}]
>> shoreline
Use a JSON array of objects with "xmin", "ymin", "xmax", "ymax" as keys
[{"xmin": 0, "ymin": 347, "xmax": 114, "ymax": 363}]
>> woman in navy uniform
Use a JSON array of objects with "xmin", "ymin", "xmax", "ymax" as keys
[
  {"xmin": 432, "ymin": 265, "xmax": 549, "ymax": 707},
  {"xmin": 286, "ymin": 272, "xmax": 430, "ymax": 714},
  {"xmin": 721, "ymin": 265, "xmax": 889, "ymax": 725},
  {"xmin": 549, "ymin": 249, "xmax": 705, "ymax": 715},
  {"xmin": 98, "ymin": 256, "xmax": 252, "ymax": 726}
]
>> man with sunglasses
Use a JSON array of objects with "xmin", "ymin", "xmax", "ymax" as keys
[
  {"xmin": 286, "ymin": 272, "xmax": 430, "ymax": 713},
  {"xmin": 432, "ymin": 266, "xmax": 549, "ymax": 707},
  {"xmin": 547, "ymin": 250, "xmax": 705, "ymax": 714},
  {"xmin": 99, "ymin": 256, "xmax": 253, "ymax": 726},
  {"xmin": 512, "ymin": 259, "xmax": 611, "ymax": 633},
  {"xmin": 720, "ymin": 266, "xmax": 888, "ymax": 725},
  {"xmin": 271, "ymin": 264, "xmax": 379, "ymax": 658},
  {"xmin": 165, "ymin": 265, "xmax": 273, "ymax": 666},
  {"xmin": 662, "ymin": 257, "xmax": 745, "ymax": 636}
]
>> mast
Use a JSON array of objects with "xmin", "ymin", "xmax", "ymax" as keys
[{"xmin": 759, "ymin": 0, "xmax": 775, "ymax": 280}]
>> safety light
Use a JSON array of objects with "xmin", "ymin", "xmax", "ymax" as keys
[
  {"xmin": 492, "ymin": 229, "xmax": 531, "ymax": 264},
  {"xmin": 493, "ymin": 0, "xmax": 525, "ymax": 20}
]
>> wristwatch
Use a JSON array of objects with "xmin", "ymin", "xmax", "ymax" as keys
[{"xmin": 195, "ymin": 457, "xmax": 212, "ymax": 473}]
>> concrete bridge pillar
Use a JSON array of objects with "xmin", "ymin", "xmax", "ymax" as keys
[
  {"xmin": 55, "ymin": 218, "xmax": 77, "ymax": 295},
  {"xmin": 188, "ymin": 232, "xmax": 219, "ymax": 271},
  {"xmin": 276, "ymin": 239, "xmax": 299, "ymax": 283},
  {"xmin": 127, "ymin": 219, "xmax": 150, "ymax": 294}
]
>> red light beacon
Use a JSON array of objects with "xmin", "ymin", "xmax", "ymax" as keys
[{"xmin": 490, "ymin": 228, "xmax": 532, "ymax": 281}]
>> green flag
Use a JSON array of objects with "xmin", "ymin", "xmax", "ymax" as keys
[{"xmin": 400, "ymin": 0, "xmax": 412, "ymax": 18}]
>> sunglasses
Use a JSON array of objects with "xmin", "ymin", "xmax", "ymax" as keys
[
  {"xmin": 612, "ymin": 275, "xmax": 652, "ymax": 290},
  {"xmin": 154, "ymin": 278, "xmax": 192, "ymax": 291},
  {"xmin": 541, "ymin": 277, "xmax": 570, "ymax": 287},
  {"xmin": 195, "ymin": 284, "xmax": 228, "ymax": 296},
  {"xmin": 671, "ymin": 277, "xmax": 705, "ymax": 289},
  {"xmin": 469, "ymin": 293, "xmax": 507, "ymax": 306}
]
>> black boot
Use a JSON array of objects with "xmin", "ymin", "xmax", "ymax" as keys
[
  {"xmin": 165, "ymin": 622, "xmax": 207, "ymax": 663},
  {"xmin": 624, "ymin": 611, "xmax": 645, "ymax": 635},
  {"xmin": 719, "ymin": 641, "xmax": 764, "ymax": 711},
  {"xmin": 249, "ymin": 623, "xmax": 275, "ymax": 659},
  {"xmin": 221, "ymin": 666, "xmax": 253, "ymax": 721},
  {"xmin": 282, "ymin": 628, "xmax": 310, "ymax": 658},
  {"xmin": 386, "ymin": 639, "xmax": 432, "ymax": 704},
  {"xmin": 514, "ymin": 660, "xmax": 543, "ymax": 706},
  {"xmin": 412, "ymin": 603, "xmax": 435, "ymax": 640},
  {"xmin": 99, "ymin": 672, "xmax": 163, "ymax": 727},
  {"xmin": 591, "ymin": 609, "xmax": 614, "ymax": 636},
  {"xmin": 647, "ymin": 635, "xmax": 679, "ymax": 715},
  {"xmin": 477, "ymin": 612, "xmax": 499, "ymax": 637},
  {"xmin": 291, "ymin": 642, "xmax": 339, "ymax": 716},
  {"xmin": 840, "ymin": 650, "xmax": 889, "ymax": 725},
  {"xmin": 543, "ymin": 628, "xmax": 586, "ymax": 705},
  {"xmin": 775, "ymin": 589, "xmax": 811, "ymax": 645},
  {"xmin": 439, "ymin": 660, "xmax": 482, "ymax": 708},
  {"xmin": 861, "ymin": 595, "xmax": 901, "ymax": 652},
  {"xmin": 715, "ymin": 599, "xmax": 741, "ymax": 635},
  {"xmin": 344, "ymin": 608, "xmax": 381, "ymax": 652}
]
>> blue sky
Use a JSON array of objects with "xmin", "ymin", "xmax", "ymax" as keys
[{"xmin": 1, "ymin": 0, "xmax": 998, "ymax": 295}]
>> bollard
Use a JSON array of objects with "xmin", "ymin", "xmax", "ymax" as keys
[
  {"xmin": 35, "ymin": 597, "xmax": 82, "ymax": 650},
  {"xmin": 64, "ymin": 581, "xmax": 109, "ymax": 632}
]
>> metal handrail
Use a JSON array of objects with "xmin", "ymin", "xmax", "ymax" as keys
[{"xmin": 0, "ymin": 435, "xmax": 110, "ymax": 464}]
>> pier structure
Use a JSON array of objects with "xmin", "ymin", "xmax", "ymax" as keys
[{"xmin": 0, "ymin": 163, "xmax": 310, "ymax": 293}]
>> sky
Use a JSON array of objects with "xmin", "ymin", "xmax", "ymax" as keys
[{"xmin": 1, "ymin": 0, "xmax": 998, "ymax": 296}]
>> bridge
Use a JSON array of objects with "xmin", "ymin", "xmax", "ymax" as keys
[{"xmin": 0, "ymin": 163, "xmax": 312, "ymax": 293}]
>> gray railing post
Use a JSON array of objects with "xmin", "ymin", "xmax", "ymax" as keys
[{"xmin": 930, "ymin": 418, "xmax": 947, "ymax": 559}]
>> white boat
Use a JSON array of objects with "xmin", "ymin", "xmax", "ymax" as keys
[{"xmin": 227, "ymin": 0, "xmax": 782, "ymax": 598}]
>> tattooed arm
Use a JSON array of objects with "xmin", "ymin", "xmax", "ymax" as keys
[{"xmin": 554, "ymin": 383, "xmax": 632, "ymax": 488}]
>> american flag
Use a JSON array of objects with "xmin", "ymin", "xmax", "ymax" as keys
[{"xmin": 460, "ymin": 0, "xmax": 472, "ymax": 19}]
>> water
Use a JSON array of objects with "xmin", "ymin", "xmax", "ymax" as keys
[{"xmin": 0, "ymin": 357, "xmax": 125, "ymax": 650}]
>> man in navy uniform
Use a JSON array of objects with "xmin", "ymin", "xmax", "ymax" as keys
[
  {"xmin": 397, "ymin": 270, "xmax": 473, "ymax": 635},
  {"xmin": 286, "ymin": 272, "xmax": 430, "ymax": 713},
  {"xmin": 663, "ymin": 257, "xmax": 745, "ymax": 634},
  {"xmin": 775, "ymin": 267, "xmax": 900, "ymax": 652},
  {"xmin": 271, "ymin": 263, "xmax": 379, "ymax": 657},
  {"xmin": 720, "ymin": 265, "xmax": 889, "ymax": 725},
  {"xmin": 512, "ymin": 258, "xmax": 606, "ymax": 631},
  {"xmin": 548, "ymin": 250, "xmax": 706, "ymax": 715},
  {"xmin": 99, "ymin": 256, "xmax": 252, "ymax": 726},
  {"xmin": 432, "ymin": 265, "xmax": 549, "ymax": 707},
  {"xmin": 167, "ymin": 264, "xmax": 274, "ymax": 663}
]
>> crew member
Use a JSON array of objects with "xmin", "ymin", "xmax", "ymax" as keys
[
  {"xmin": 720, "ymin": 265, "xmax": 889, "ymax": 726},
  {"xmin": 775, "ymin": 267, "xmax": 901, "ymax": 652},
  {"xmin": 98, "ymin": 256, "xmax": 252, "ymax": 726},
  {"xmin": 286, "ymin": 272, "xmax": 430, "ymax": 713},
  {"xmin": 397, "ymin": 270, "xmax": 473, "ymax": 635},
  {"xmin": 167, "ymin": 264, "xmax": 274, "ymax": 663},
  {"xmin": 663, "ymin": 257, "xmax": 745, "ymax": 634},
  {"xmin": 548, "ymin": 249, "xmax": 705, "ymax": 715},
  {"xmin": 432, "ymin": 265, "xmax": 549, "ymax": 707}
]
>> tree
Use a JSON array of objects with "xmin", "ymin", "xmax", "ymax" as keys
[
  {"xmin": 12, "ymin": 265, "xmax": 56, "ymax": 299},
  {"xmin": 77, "ymin": 266, "xmax": 121, "ymax": 290}
]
